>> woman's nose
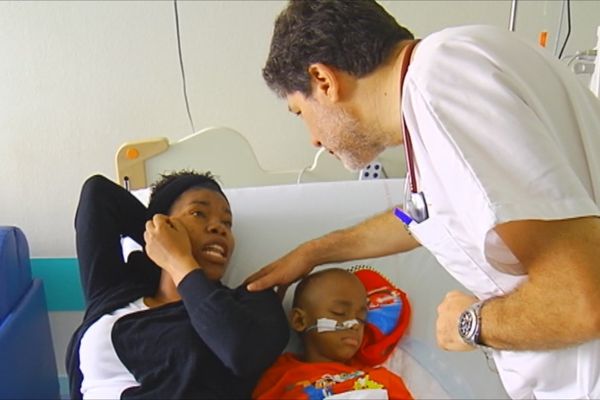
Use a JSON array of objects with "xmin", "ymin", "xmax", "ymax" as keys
[
  {"xmin": 206, "ymin": 220, "xmax": 227, "ymax": 235},
  {"xmin": 311, "ymin": 138, "xmax": 322, "ymax": 148}
]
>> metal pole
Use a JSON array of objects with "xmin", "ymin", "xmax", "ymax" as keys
[
  {"xmin": 509, "ymin": 0, "xmax": 518, "ymax": 31},
  {"xmin": 554, "ymin": 0, "xmax": 567, "ymax": 55}
]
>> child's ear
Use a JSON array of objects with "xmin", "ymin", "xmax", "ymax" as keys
[{"xmin": 290, "ymin": 307, "xmax": 308, "ymax": 332}]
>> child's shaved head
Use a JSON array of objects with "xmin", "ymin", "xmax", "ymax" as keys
[{"xmin": 292, "ymin": 268, "xmax": 365, "ymax": 309}]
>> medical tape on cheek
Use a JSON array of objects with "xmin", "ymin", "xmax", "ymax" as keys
[{"xmin": 306, "ymin": 318, "xmax": 361, "ymax": 333}]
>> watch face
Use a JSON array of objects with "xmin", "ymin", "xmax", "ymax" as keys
[{"xmin": 459, "ymin": 309, "xmax": 475, "ymax": 339}]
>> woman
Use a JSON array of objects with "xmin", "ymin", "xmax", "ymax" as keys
[{"xmin": 66, "ymin": 172, "xmax": 289, "ymax": 399}]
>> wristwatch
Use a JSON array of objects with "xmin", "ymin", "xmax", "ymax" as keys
[{"xmin": 458, "ymin": 300, "xmax": 487, "ymax": 347}]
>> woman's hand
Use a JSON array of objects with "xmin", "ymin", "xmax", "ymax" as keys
[{"xmin": 144, "ymin": 214, "xmax": 199, "ymax": 285}]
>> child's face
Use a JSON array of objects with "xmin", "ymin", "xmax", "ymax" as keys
[
  {"xmin": 169, "ymin": 188, "xmax": 234, "ymax": 281},
  {"xmin": 301, "ymin": 272, "xmax": 367, "ymax": 363}
]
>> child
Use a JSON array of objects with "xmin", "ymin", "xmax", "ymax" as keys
[{"xmin": 253, "ymin": 268, "xmax": 412, "ymax": 400}]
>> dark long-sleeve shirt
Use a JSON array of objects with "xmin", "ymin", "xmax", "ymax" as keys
[{"xmin": 114, "ymin": 269, "xmax": 289, "ymax": 399}]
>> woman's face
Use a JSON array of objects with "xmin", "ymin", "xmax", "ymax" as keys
[{"xmin": 169, "ymin": 188, "xmax": 235, "ymax": 281}]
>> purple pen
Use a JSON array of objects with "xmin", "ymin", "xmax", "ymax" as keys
[{"xmin": 394, "ymin": 207, "xmax": 413, "ymax": 225}]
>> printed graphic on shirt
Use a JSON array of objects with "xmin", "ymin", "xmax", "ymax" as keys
[
  {"xmin": 353, "ymin": 375, "xmax": 384, "ymax": 390},
  {"xmin": 287, "ymin": 370, "xmax": 386, "ymax": 400}
]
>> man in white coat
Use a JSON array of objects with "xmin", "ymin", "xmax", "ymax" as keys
[{"xmin": 247, "ymin": 0, "xmax": 600, "ymax": 398}]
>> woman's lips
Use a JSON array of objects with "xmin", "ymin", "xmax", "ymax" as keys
[{"xmin": 200, "ymin": 243, "xmax": 228, "ymax": 264}]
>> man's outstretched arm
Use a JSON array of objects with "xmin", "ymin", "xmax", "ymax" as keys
[{"xmin": 246, "ymin": 208, "xmax": 420, "ymax": 294}]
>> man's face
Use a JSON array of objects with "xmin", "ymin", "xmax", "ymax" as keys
[
  {"xmin": 301, "ymin": 272, "xmax": 368, "ymax": 363},
  {"xmin": 286, "ymin": 92, "xmax": 386, "ymax": 171},
  {"xmin": 169, "ymin": 188, "xmax": 235, "ymax": 281}
]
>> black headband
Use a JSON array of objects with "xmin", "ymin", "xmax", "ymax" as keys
[{"xmin": 147, "ymin": 175, "xmax": 228, "ymax": 217}]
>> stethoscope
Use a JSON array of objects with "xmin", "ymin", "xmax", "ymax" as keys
[{"xmin": 396, "ymin": 39, "xmax": 430, "ymax": 225}]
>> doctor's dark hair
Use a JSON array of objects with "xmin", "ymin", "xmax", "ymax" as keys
[
  {"xmin": 263, "ymin": 0, "xmax": 414, "ymax": 98},
  {"xmin": 148, "ymin": 170, "xmax": 228, "ymax": 217}
]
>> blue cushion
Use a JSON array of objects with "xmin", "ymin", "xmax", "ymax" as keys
[
  {"xmin": 0, "ymin": 226, "xmax": 60, "ymax": 399},
  {"xmin": 0, "ymin": 226, "xmax": 32, "ymax": 322},
  {"xmin": 0, "ymin": 280, "xmax": 60, "ymax": 399}
]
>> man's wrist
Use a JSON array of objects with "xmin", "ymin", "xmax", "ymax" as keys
[
  {"xmin": 458, "ymin": 299, "xmax": 490, "ymax": 348},
  {"xmin": 301, "ymin": 238, "xmax": 330, "ymax": 266}
]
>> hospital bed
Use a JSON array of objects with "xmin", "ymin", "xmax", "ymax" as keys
[
  {"xmin": 115, "ymin": 126, "xmax": 359, "ymax": 190},
  {"xmin": 113, "ymin": 126, "xmax": 510, "ymax": 399}
]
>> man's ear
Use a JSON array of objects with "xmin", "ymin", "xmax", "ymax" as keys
[
  {"xmin": 290, "ymin": 307, "xmax": 309, "ymax": 332},
  {"xmin": 307, "ymin": 63, "xmax": 340, "ymax": 103}
]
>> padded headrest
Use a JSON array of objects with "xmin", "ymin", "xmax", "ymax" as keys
[
  {"xmin": 351, "ymin": 265, "xmax": 411, "ymax": 366},
  {"xmin": 0, "ymin": 226, "xmax": 32, "ymax": 321}
]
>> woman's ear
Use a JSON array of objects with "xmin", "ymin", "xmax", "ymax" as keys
[
  {"xmin": 290, "ymin": 307, "xmax": 309, "ymax": 332},
  {"xmin": 307, "ymin": 63, "xmax": 340, "ymax": 103}
]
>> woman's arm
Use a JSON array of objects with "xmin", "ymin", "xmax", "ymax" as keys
[
  {"xmin": 177, "ymin": 270, "xmax": 290, "ymax": 377},
  {"xmin": 142, "ymin": 212, "xmax": 288, "ymax": 376},
  {"xmin": 75, "ymin": 175, "xmax": 150, "ymax": 304}
]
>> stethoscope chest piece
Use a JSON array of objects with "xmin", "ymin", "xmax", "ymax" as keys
[{"xmin": 406, "ymin": 191, "xmax": 429, "ymax": 224}]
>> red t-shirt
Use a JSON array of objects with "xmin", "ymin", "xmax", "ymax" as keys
[{"xmin": 253, "ymin": 353, "xmax": 412, "ymax": 400}]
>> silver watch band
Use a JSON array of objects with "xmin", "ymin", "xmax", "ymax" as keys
[{"xmin": 458, "ymin": 300, "xmax": 487, "ymax": 347}]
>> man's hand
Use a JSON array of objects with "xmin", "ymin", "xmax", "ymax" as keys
[
  {"xmin": 436, "ymin": 290, "xmax": 479, "ymax": 351},
  {"xmin": 144, "ymin": 214, "xmax": 199, "ymax": 285},
  {"xmin": 245, "ymin": 245, "xmax": 316, "ymax": 298}
]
